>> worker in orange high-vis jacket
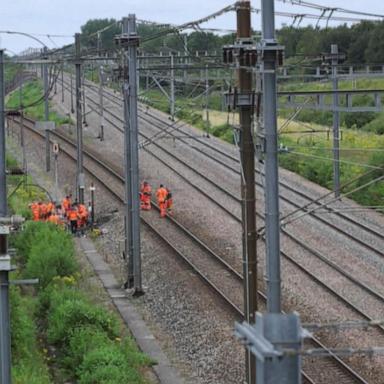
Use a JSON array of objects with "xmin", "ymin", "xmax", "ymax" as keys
[
  {"xmin": 47, "ymin": 211, "xmax": 61, "ymax": 226},
  {"xmin": 67, "ymin": 205, "xmax": 79, "ymax": 234},
  {"xmin": 61, "ymin": 195, "xmax": 71, "ymax": 215},
  {"xmin": 39, "ymin": 202, "xmax": 47, "ymax": 221},
  {"xmin": 46, "ymin": 201, "xmax": 54, "ymax": 217},
  {"xmin": 140, "ymin": 181, "xmax": 152, "ymax": 210},
  {"xmin": 77, "ymin": 203, "xmax": 89, "ymax": 232},
  {"xmin": 165, "ymin": 188, "xmax": 173, "ymax": 216},
  {"xmin": 156, "ymin": 184, "xmax": 168, "ymax": 218},
  {"xmin": 30, "ymin": 202, "xmax": 40, "ymax": 221}
]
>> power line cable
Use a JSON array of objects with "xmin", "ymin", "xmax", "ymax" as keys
[
  {"xmin": 287, "ymin": 150, "xmax": 383, "ymax": 169},
  {"xmin": 275, "ymin": 0, "xmax": 384, "ymax": 19}
]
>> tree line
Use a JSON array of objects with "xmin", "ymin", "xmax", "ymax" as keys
[{"xmin": 80, "ymin": 18, "xmax": 384, "ymax": 63}]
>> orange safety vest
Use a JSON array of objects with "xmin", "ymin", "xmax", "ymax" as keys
[
  {"xmin": 31, "ymin": 204, "xmax": 40, "ymax": 221},
  {"xmin": 62, "ymin": 198, "xmax": 70, "ymax": 211},
  {"xmin": 48, "ymin": 214, "xmax": 60, "ymax": 225},
  {"xmin": 46, "ymin": 202, "xmax": 54, "ymax": 214},
  {"xmin": 142, "ymin": 185, "xmax": 151, "ymax": 201},
  {"xmin": 78, "ymin": 204, "xmax": 87, "ymax": 215},
  {"xmin": 68, "ymin": 210, "xmax": 78, "ymax": 221},
  {"xmin": 156, "ymin": 187, "xmax": 167, "ymax": 203}
]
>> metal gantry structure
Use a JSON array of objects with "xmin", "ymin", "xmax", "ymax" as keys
[
  {"xmin": 225, "ymin": 2, "xmax": 302, "ymax": 383},
  {"xmin": 74, "ymin": 33, "xmax": 85, "ymax": 204},
  {"xmin": 0, "ymin": 48, "xmax": 11, "ymax": 384},
  {"xmin": 117, "ymin": 15, "xmax": 143, "ymax": 295}
]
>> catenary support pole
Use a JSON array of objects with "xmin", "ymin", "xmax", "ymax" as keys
[
  {"xmin": 122, "ymin": 18, "xmax": 134, "ymax": 288},
  {"xmin": 54, "ymin": 69, "xmax": 57, "ymax": 95},
  {"xmin": 82, "ymin": 71, "xmax": 87, "ymax": 126},
  {"xmin": 170, "ymin": 54, "xmax": 175, "ymax": 121},
  {"xmin": 121, "ymin": 16, "xmax": 143, "ymax": 295},
  {"xmin": 183, "ymin": 35, "xmax": 188, "ymax": 85},
  {"xmin": 18, "ymin": 77, "xmax": 23, "ymax": 146},
  {"xmin": 75, "ymin": 33, "xmax": 84, "ymax": 204},
  {"xmin": 70, "ymin": 70, "xmax": 74, "ymax": 113},
  {"xmin": 19, "ymin": 79, "xmax": 27, "ymax": 176},
  {"xmin": 98, "ymin": 66, "xmax": 105, "ymax": 141},
  {"xmin": 236, "ymin": 2, "xmax": 257, "ymax": 383},
  {"xmin": 0, "ymin": 49, "xmax": 12, "ymax": 384},
  {"xmin": 61, "ymin": 61, "xmax": 64, "ymax": 103},
  {"xmin": 90, "ymin": 183, "xmax": 95, "ymax": 226},
  {"xmin": 43, "ymin": 47, "xmax": 50, "ymax": 172},
  {"xmin": 97, "ymin": 32, "xmax": 101, "ymax": 56},
  {"xmin": 332, "ymin": 44, "xmax": 340, "ymax": 198},
  {"xmin": 261, "ymin": 0, "xmax": 281, "ymax": 314},
  {"xmin": 204, "ymin": 64, "xmax": 210, "ymax": 137}
]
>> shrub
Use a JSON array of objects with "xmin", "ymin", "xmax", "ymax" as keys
[
  {"xmin": 350, "ymin": 150, "xmax": 384, "ymax": 205},
  {"xmin": 77, "ymin": 344, "xmax": 143, "ymax": 384},
  {"xmin": 211, "ymin": 123, "xmax": 234, "ymax": 143},
  {"xmin": 10, "ymin": 287, "xmax": 51, "ymax": 383},
  {"xmin": 64, "ymin": 326, "xmax": 111, "ymax": 370},
  {"xmin": 47, "ymin": 298, "xmax": 120, "ymax": 346},
  {"xmin": 12, "ymin": 221, "xmax": 48, "ymax": 262},
  {"xmin": 10, "ymin": 287, "xmax": 35, "ymax": 360},
  {"xmin": 38, "ymin": 277, "xmax": 81, "ymax": 315},
  {"xmin": 361, "ymin": 112, "xmax": 384, "ymax": 134},
  {"xmin": 22, "ymin": 225, "xmax": 77, "ymax": 288}
]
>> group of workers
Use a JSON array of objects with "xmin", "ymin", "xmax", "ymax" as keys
[
  {"xmin": 61, "ymin": 195, "xmax": 90, "ymax": 234},
  {"xmin": 29, "ymin": 200, "xmax": 61, "ymax": 225},
  {"xmin": 29, "ymin": 181, "xmax": 171, "ymax": 233},
  {"xmin": 140, "ymin": 182, "xmax": 173, "ymax": 218},
  {"xmin": 29, "ymin": 194, "xmax": 90, "ymax": 235}
]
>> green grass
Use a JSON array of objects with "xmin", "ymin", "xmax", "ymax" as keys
[
  {"xmin": 6, "ymin": 80, "xmax": 72, "ymax": 126},
  {"xmin": 11, "ymin": 286, "xmax": 51, "ymax": 384},
  {"xmin": 279, "ymin": 127, "xmax": 384, "ymax": 207}
]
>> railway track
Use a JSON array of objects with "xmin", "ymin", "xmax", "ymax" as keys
[
  {"xmin": 73, "ymin": 81, "xmax": 384, "ymax": 325},
  {"xmin": 84, "ymin": 79, "xmax": 384, "ymax": 263},
  {"xmin": 12, "ymin": 115, "xmax": 372, "ymax": 383}
]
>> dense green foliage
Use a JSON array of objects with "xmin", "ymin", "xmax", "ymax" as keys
[
  {"xmin": 80, "ymin": 18, "xmax": 120, "ymax": 51},
  {"xmin": 278, "ymin": 21, "xmax": 384, "ymax": 63},
  {"xmin": 40, "ymin": 276, "xmax": 150, "ymax": 383},
  {"xmin": 80, "ymin": 17, "xmax": 384, "ymax": 63},
  {"xmin": 279, "ymin": 131, "xmax": 384, "ymax": 208},
  {"xmin": 10, "ymin": 287, "xmax": 51, "ymax": 384},
  {"xmin": 11, "ymin": 220, "xmax": 151, "ymax": 383},
  {"xmin": 13, "ymin": 222, "xmax": 77, "ymax": 287},
  {"xmin": 6, "ymin": 80, "xmax": 72, "ymax": 126}
]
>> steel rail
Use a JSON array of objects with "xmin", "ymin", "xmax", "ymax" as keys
[{"xmin": 77, "ymin": 89, "xmax": 384, "ymax": 319}]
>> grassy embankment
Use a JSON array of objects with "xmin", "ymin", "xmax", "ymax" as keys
[
  {"xmin": 7, "ymin": 152, "xmax": 152, "ymax": 383},
  {"xmin": 6, "ymin": 79, "xmax": 72, "ymax": 126}
]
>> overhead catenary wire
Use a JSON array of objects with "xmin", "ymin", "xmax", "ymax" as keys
[
  {"xmin": 278, "ymin": 173, "xmax": 384, "ymax": 228},
  {"xmin": 283, "ymin": 145, "xmax": 384, "ymax": 152},
  {"xmin": 255, "ymin": 165, "xmax": 383, "ymax": 236},
  {"xmin": 251, "ymin": 7, "xmax": 377, "ymax": 23},
  {"xmin": 311, "ymin": 206, "xmax": 384, "ymax": 213},
  {"xmin": 287, "ymin": 150, "xmax": 383, "ymax": 170},
  {"xmin": 275, "ymin": 0, "xmax": 384, "ymax": 19},
  {"xmin": 140, "ymin": 2, "xmax": 237, "ymax": 45}
]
